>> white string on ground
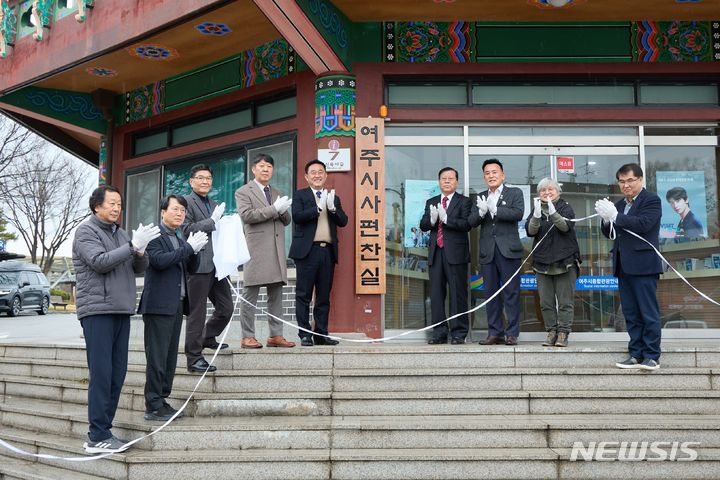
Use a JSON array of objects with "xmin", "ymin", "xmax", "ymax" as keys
[{"xmin": 0, "ymin": 294, "xmax": 240, "ymax": 461}]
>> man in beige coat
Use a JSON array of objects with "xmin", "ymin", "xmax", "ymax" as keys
[{"xmin": 235, "ymin": 153, "xmax": 295, "ymax": 348}]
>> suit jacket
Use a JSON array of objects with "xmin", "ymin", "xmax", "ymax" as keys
[
  {"xmin": 182, "ymin": 192, "xmax": 217, "ymax": 275},
  {"xmin": 235, "ymin": 181, "xmax": 291, "ymax": 287},
  {"xmin": 419, "ymin": 193, "xmax": 472, "ymax": 266},
  {"xmin": 601, "ymin": 188, "xmax": 663, "ymax": 276},
  {"xmin": 469, "ymin": 185, "xmax": 525, "ymax": 264},
  {"xmin": 289, "ymin": 188, "xmax": 348, "ymax": 264},
  {"xmin": 137, "ymin": 227, "xmax": 194, "ymax": 315}
]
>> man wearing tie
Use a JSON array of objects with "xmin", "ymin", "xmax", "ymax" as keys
[
  {"xmin": 235, "ymin": 153, "xmax": 295, "ymax": 349},
  {"xmin": 596, "ymin": 164, "xmax": 663, "ymax": 371},
  {"xmin": 289, "ymin": 159, "xmax": 348, "ymax": 346},
  {"xmin": 420, "ymin": 167, "xmax": 473, "ymax": 344},
  {"xmin": 469, "ymin": 159, "xmax": 525, "ymax": 346}
]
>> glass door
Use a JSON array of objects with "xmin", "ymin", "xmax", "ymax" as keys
[{"xmin": 468, "ymin": 146, "xmax": 639, "ymax": 333}]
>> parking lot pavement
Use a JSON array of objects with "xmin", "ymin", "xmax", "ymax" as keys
[{"xmin": 0, "ymin": 312, "xmax": 83, "ymax": 344}]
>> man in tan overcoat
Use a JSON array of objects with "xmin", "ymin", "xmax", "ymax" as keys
[{"xmin": 234, "ymin": 153, "xmax": 295, "ymax": 348}]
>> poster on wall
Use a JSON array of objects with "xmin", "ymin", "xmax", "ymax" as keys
[
  {"xmin": 656, "ymin": 171, "xmax": 708, "ymax": 242},
  {"xmin": 403, "ymin": 180, "xmax": 441, "ymax": 248}
]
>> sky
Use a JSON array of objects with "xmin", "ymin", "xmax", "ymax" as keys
[{"xmin": 3, "ymin": 137, "xmax": 99, "ymax": 259}]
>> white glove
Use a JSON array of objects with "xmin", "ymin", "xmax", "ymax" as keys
[
  {"xmin": 547, "ymin": 199, "xmax": 556, "ymax": 215},
  {"xmin": 594, "ymin": 198, "xmax": 618, "ymax": 222},
  {"xmin": 533, "ymin": 198, "xmax": 542, "ymax": 218},
  {"xmin": 476, "ymin": 195, "xmax": 488, "ymax": 217},
  {"xmin": 210, "ymin": 202, "xmax": 225, "ymax": 223},
  {"xmin": 437, "ymin": 202, "xmax": 448, "ymax": 224},
  {"xmin": 273, "ymin": 195, "xmax": 292, "ymax": 214},
  {"xmin": 131, "ymin": 223, "xmax": 161, "ymax": 254},
  {"xmin": 187, "ymin": 231, "xmax": 209, "ymax": 253},
  {"xmin": 326, "ymin": 189, "xmax": 336, "ymax": 212},
  {"xmin": 488, "ymin": 199, "xmax": 498, "ymax": 217},
  {"xmin": 429, "ymin": 204, "xmax": 439, "ymax": 226}
]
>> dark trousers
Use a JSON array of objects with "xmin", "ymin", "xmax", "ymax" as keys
[
  {"xmin": 295, "ymin": 244, "xmax": 334, "ymax": 340},
  {"xmin": 143, "ymin": 303, "xmax": 184, "ymax": 412},
  {"xmin": 618, "ymin": 274, "xmax": 662, "ymax": 361},
  {"xmin": 81, "ymin": 314, "xmax": 130, "ymax": 442},
  {"xmin": 185, "ymin": 272, "xmax": 233, "ymax": 367},
  {"xmin": 429, "ymin": 247, "xmax": 469, "ymax": 340},
  {"xmin": 482, "ymin": 247, "xmax": 521, "ymax": 337}
]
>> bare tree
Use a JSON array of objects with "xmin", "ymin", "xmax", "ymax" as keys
[
  {"xmin": 0, "ymin": 151, "xmax": 95, "ymax": 273},
  {"xmin": 0, "ymin": 113, "xmax": 42, "ymax": 179}
]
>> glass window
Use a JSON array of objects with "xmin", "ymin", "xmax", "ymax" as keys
[
  {"xmin": 385, "ymin": 145, "xmax": 464, "ymax": 330},
  {"xmin": 126, "ymin": 170, "xmax": 161, "ymax": 229},
  {"xmin": 640, "ymin": 85, "xmax": 718, "ymax": 105},
  {"xmin": 388, "ymin": 84, "xmax": 468, "ymax": 105},
  {"xmin": 134, "ymin": 131, "xmax": 169, "ymax": 156},
  {"xmin": 172, "ymin": 109, "xmax": 251, "ymax": 146},
  {"xmin": 163, "ymin": 149, "xmax": 246, "ymax": 213},
  {"xmin": 472, "ymin": 85, "xmax": 635, "ymax": 105},
  {"xmin": 645, "ymin": 145, "xmax": 720, "ymax": 329},
  {"xmin": 256, "ymin": 97, "xmax": 296, "ymax": 124}
]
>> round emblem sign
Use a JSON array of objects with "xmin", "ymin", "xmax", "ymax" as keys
[{"xmin": 328, "ymin": 140, "xmax": 340, "ymax": 151}]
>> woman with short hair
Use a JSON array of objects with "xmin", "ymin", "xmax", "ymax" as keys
[{"xmin": 525, "ymin": 178, "xmax": 581, "ymax": 347}]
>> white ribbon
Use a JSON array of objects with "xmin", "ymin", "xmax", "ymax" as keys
[{"xmin": 0, "ymin": 297, "xmax": 238, "ymax": 461}]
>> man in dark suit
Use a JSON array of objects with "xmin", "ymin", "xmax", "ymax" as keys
[
  {"xmin": 139, "ymin": 195, "xmax": 208, "ymax": 421},
  {"xmin": 420, "ymin": 167, "xmax": 473, "ymax": 344},
  {"xmin": 182, "ymin": 164, "xmax": 231, "ymax": 373},
  {"xmin": 289, "ymin": 159, "xmax": 348, "ymax": 346},
  {"xmin": 469, "ymin": 159, "xmax": 525, "ymax": 346},
  {"xmin": 596, "ymin": 163, "xmax": 663, "ymax": 371}
]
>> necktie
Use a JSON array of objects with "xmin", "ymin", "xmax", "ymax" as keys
[
  {"xmin": 264, "ymin": 185, "xmax": 272, "ymax": 205},
  {"xmin": 624, "ymin": 200, "xmax": 632, "ymax": 214},
  {"xmin": 437, "ymin": 196, "xmax": 448, "ymax": 248},
  {"xmin": 316, "ymin": 191, "xmax": 322, "ymax": 200}
]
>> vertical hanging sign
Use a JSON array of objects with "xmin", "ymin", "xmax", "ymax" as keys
[{"xmin": 355, "ymin": 118, "xmax": 386, "ymax": 294}]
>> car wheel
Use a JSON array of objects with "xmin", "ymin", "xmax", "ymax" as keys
[
  {"xmin": 38, "ymin": 296, "xmax": 49, "ymax": 315},
  {"xmin": 8, "ymin": 296, "xmax": 21, "ymax": 317}
]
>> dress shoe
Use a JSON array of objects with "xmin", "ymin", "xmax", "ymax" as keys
[
  {"xmin": 505, "ymin": 335, "xmax": 518, "ymax": 346},
  {"xmin": 241, "ymin": 337, "xmax": 263, "ymax": 349},
  {"xmin": 450, "ymin": 337, "xmax": 465, "ymax": 345},
  {"xmin": 187, "ymin": 358, "xmax": 217, "ymax": 373},
  {"xmin": 266, "ymin": 336, "xmax": 296, "ymax": 348},
  {"xmin": 315, "ymin": 337, "xmax": 339, "ymax": 346},
  {"xmin": 300, "ymin": 337, "xmax": 314, "ymax": 346},
  {"xmin": 479, "ymin": 335, "xmax": 504, "ymax": 345},
  {"xmin": 428, "ymin": 337, "xmax": 447, "ymax": 345},
  {"xmin": 203, "ymin": 338, "xmax": 229, "ymax": 350}
]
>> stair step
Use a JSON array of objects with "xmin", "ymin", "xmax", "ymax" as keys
[{"xmin": 0, "ymin": 456, "xmax": 110, "ymax": 480}]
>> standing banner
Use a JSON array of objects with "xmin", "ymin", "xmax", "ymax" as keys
[{"xmin": 355, "ymin": 118, "xmax": 386, "ymax": 294}]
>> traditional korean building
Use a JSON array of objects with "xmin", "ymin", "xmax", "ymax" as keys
[{"xmin": 1, "ymin": 0, "xmax": 719, "ymax": 339}]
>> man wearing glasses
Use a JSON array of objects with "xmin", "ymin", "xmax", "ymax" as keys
[
  {"xmin": 595, "ymin": 164, "xmax": 663, "ymax": 371},
  {"xmin": 182, "ymin": 164, "xmax": 231, "ymax": 373}
]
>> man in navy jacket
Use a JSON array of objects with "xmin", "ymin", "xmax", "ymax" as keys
[
  {"xmin": 139, "ymin": 195, "xmax": 207, "ymax": 421},
  {"xmin": 289, "ymin": 160, "xmax": 348, "ymax": 346},
  {"xmin": 597, "ymin": 164, "xmax": 663, "ymax": 371}
]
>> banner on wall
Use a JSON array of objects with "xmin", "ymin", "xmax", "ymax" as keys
[
  {"xmin": 656, "ymin": 171, "xmax": 708, "ymax": 242},
  {"xmin": 403, "ymin": 180, "xmax": 441, "ymax": 248}
]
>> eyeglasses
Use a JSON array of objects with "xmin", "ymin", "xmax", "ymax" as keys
[
  {"xmin": 617, "ymin": 177, "xmax": 640, "ymax": 186},
  {"xmin": 192, "ymin": 176, "xmax": 213, "ymax": 182}
]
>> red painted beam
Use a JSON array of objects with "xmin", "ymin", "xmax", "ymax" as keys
[
  {"xmin": 253, "ymin": 0, "xmax": 347, "ymax": 74},
  {"xmin": 1, "ymin": 0, "xmax": 230, "ymax": 95}
]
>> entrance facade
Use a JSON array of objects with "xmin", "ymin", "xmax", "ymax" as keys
[{"xmin": 385, "ymin": 124, "xmax": 719, "ymax": 338}]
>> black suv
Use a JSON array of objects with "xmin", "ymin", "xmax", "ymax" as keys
[{"xmin": 0, "ymin": 261, "xmax": 51, "ymax": 316}]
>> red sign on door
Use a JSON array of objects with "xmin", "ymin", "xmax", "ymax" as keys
[{"xmin": 557, "ymin": 156, "xmax": 575, "ymax": 174}]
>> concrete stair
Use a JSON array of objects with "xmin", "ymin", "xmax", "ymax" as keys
[{"xmin": 1, "ymin": 342, "xmax": 720, "ymax": 479}]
